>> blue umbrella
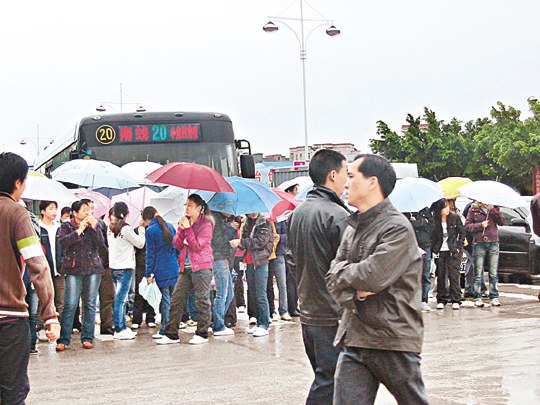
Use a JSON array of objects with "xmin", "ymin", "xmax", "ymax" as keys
[
  {"xmin": 196, "ymin": 176, "xmax": 281, "ymax": 216},
  {"xmin": 388, "ymin": 177, "xmax": 444, "ymax": 212}
]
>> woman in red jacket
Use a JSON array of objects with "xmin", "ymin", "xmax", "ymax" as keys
[{"xmin": 155, "ymin": 194, "xmax": 214, "ymax": 345}]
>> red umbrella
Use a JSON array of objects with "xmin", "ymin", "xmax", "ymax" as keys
[
  {"xmin": 145, "ymin": 162, "xmax": 234, "ymax": 193},
  {"xmin": 270, "ymin": 188, "xmax": 298, "ymax": 222}
]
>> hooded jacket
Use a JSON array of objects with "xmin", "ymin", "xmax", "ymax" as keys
[
  {"xmin": 211, "ymin": 212, "xmax": 237, "ymax": 264},
  {"xmin": 326, "ymin": 199, "xmax": 424, "ymax": 353},
  {"xmin": 173, "ymin": 213, "xmax": 214, "ymax": 272},
  {"xmin": 287, "ymin": 185, "xmax": 350, "ymax": 327},
  {"xmin": 431, "ymin": 212, "xmax": 465, "ymax": 255}
]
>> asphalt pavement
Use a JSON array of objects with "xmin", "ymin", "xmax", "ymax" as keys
[{"xmin": 27, "ymin": 284, "xmax": 540, "ymax": 405}]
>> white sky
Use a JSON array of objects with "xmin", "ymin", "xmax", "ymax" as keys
[{"xmin": 2, "ymin": 0, "xmax": 540, "ymax": 163}]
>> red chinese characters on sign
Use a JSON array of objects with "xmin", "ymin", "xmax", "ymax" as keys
[
  {"xmin": 255, "ymin": 170, "xmax": 262, "ymax": 182},
  {"xmin": 119, "ymin": 126, "xmax": 133, "ymax": 142},
  {"xmin": 135, "ymin": 126, "xmax": 150, "ymax": 141},
  {"xmin": 533, "ymin": 168, "xmax": 540, "ymax": 195}
]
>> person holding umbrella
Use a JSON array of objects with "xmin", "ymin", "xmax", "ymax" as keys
[{"xmin": 464, "ymin": 201, "xmax": 505, "ymax": 307}]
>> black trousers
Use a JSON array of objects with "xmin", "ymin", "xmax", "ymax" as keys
[
  {"xmin": 0, "ymin": 317, "xmax": 30, "ymax": 405},
  {"xmin": 301, "ymin": 324, "xmax": 341, "ymax": 405},
  {"xmin": 435, "ymin": 251, "xmax": 462, "ymax": 304},
  {"xmin": 132, "ymin": 265, "xmax": 156, "ymax": 325}
]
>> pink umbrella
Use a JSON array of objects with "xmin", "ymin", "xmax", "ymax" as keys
[
  {"xmin": 72, "ymin": 189, "xmax": 111, "ymax": 219},
  {"xmin": 110, "ymin": 187, "xmax": 158, "ymax": 226}
]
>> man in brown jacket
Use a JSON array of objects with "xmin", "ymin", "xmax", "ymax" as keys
[{"xmin": 0, "ymin": 152, "xmax": 60, "ymax": 403}]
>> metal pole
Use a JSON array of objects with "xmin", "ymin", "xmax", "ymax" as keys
[
  {"xmin": 37, "ymin": 124, "xmax": 40, "ymax": 153},
  {"xmin": 300, "ymin": 0, "xmax": 309, "ymax": 162},
  {"xmin": 120, "ymin": 83, "xmax": 123, "ymax": 113}
]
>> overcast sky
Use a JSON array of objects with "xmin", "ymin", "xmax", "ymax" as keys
[{"xmin": 2, "ymin": 0, "xmax": 540, "ymax": 164}]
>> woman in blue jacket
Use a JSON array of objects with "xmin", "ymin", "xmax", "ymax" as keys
[{"xmin": 142, "ymin": 207, "xmax": 179, "ymax": 339}]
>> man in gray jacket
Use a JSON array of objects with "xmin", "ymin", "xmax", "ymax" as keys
[{"xmin": 326, "ymin": 154, "xmax": 429, "ymax": 405}]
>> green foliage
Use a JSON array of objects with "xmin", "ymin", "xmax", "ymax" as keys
[{"xmin": 369, "ymin": 100, "xmax": 540, "ymax": 194}]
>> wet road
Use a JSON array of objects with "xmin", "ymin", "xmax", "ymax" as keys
[{"xmin": 27, "ymin": 284, "xmax": 540, "ymax": 405}]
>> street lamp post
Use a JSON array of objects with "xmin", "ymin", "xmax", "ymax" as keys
[
  {"xmin": 20, "ymin": 124, "xmax": 54, "ymax": 157},
  {"xmin": 263, "ymin": 0, "xmax": 340, "ymax": 162},
  {"xmin": 96, "ymin": 83, "xmax": 146, "ymax": 113}
]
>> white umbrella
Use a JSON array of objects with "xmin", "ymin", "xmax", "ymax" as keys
[
  {"xmin": 121, "ymin": 161, "xmax": 163, "ymax": 185},
  {"xmin": 388, "ymin": 177, "xmax": 444, "ymax": 212},
  {"xmin": 458, "ymin": 180, "xmax": 527, "ymax": 208},
  {"xmin": 110, "ymin": 187, "xmax": 158, "ymax": 226},
  {"xmin": 22, "ymin": 171, "xmax": 77, "ymax": 202},
  {"xmin": 149, "ymin": 186, "xmax": 188, "ymax": 224},
  {"xmin": 277, "ymin": 176, "xmax": 313, "ymax": 193},
  {"xmin": 52, "ymin": 159, "xmax": 139, "ymax": 190}
]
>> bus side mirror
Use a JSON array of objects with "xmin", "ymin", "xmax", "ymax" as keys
[{"xmin": 240, "ymin": 155, "xmax": 256, "ymax": 178}]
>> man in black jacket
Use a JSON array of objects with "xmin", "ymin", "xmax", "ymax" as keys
[{"xmin": 287, "ymin": 149, "xmax": 350, "ymax": 405}]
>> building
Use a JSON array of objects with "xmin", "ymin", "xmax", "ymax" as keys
[{"xmin": 289, "ymin": 143, "xmax": 360, "ymax": 162}]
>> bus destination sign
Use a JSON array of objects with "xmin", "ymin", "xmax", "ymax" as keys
[{"xmin": 95, "ymin": 123, "xmax": 201, "ymax": 145}]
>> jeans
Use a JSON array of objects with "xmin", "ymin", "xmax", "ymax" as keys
[
  {"xmin": 268, "ymin": 256, "xmax": 288, "ymax": 315},
  {"xmin": 334, "ymin": 347, "xmax": 429, "ymax": 405},
  {"xmin": 245, "ymin": 263, "xmax": 270, "ymax": 329},
  {"xmin": 164, "ymin": 268, "xmax": 213, "ymax": 339},
  {"xmin": 159, "ymin": 285, "xmax": 175, "ymax": 335},
  {"xmin": 473, "ymin": 242, "xmax": 499, "ymax": 299},
  {"xmin": 302, "ymin": 324, "xmax": 341, "ymax": 405},
  {"xmin": 111, "ymin": 269, "xmax": 134, "ymax": 333},
  {"xmin": 23, "ymin": 279, "xmax": 38, "ymax": 349},
  {"xmin": 59, "ymin": 273, "xmax": 102, "ymax": 345},
  {"xmin": 435, "ymin": 251, "xmax": 462, "ymax": 304},
  {"xmin": 212, "ymin": 259, "xmax": 234, "ymax": 332},
  {"xmin": 421, "ymin": 248, "xmax": 431, "ymax": 303},
  {"xmin": 0, "ymin": 317, "xmax": 30, "ymax": 405}
]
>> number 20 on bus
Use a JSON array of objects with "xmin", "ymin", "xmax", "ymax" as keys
[{"xmin": 96, "ymin": 125, "xmax": 117, "ymax": 145}]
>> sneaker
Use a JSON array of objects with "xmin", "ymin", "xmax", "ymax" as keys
[
  {"xmin": 474, "ymin": 299, "xmax": 485, "ymax": 307},
  {"xmin": 247, "ymin": 325, "xmax": 258, "ymax": 334},
  {"xmin": 272, "ymin": 313, "xmax": 280, "ymax": 322},
  {"xmin": 179, "ymin": 322, "xmax": 187, "ymax": 329},
  {"xmin": 490, "ymin": 298, "xmax": 501, "ymax": 307},
  {"xmin": 253, "ymin": 327, "xmax": 269, "ymax": 337},
  {"xmin": 147, "ymin": 322, "xmax": 157, "ymax": 328},
  {"xmin": 37, "ymin": 329, "xmax": 49, "ymax": 342},
  {"xmin": 436, "ymin": 303, "xmax": 445, "ymax": 310},
  {"xmin": 214, "ymin": 327, "xmax": 235, "ymax": 336},
  {"xmin": 152, "ymin": 333, "xmax": 164, "ymax": 339},
  {"xmin": 238, "ymin": 306, "xmax": 246, "ymax": 313},
  {"xmin": 421, "ymin": 302, "xmax": 431, "ymax": 312},
  {"xmin": 281, "ymin": 313, "xmax": 293, "ymax": 321},
  {"xmin": 72, "ymin": 328, "xmax": 80, "ymax": 333},
  {"xmin": 452, "ymin": 303, "xmax": 460, "ymax": 310},
  {"xmin": 30, "ymin": 347, "xmax": 39, "ymax": 355},
  {"xmin": 114, "ymin": 329, "xmax": 136, "ymax": 340},
  {"xmin": 131, "ymin": 323, "xmax": 139, "ymax": 329},
  {"xmin": 189, "ymin": 335, "xmax": 209, "ymax": 345},
  {"xmin": 155, "ymin": 335, "xmax": 180, "ymax": 345},
  {"xmin": 249, "ymin": 317, "xmax": 257, "ymax": 325},
  {"xmin": 187, "ymin": 320, "xmax": 198, "ymax": 327}
]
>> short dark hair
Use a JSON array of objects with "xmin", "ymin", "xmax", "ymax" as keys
[
  {"xmin": 353, "ymin": 154, "xmax": 396, "ymax": 198},
  {"xmin": 61, "ymin": 207, "xmax": 72, "ymax": 217},
  {"xmin": 80, "ymin": 198, "xmax": 93, "ymax": 206},
  {"xmin": 71, "ymin": 200, "xmax": 90, "ymax": 213},
  {"xmin": 0, "ymin": 152, "xmax": 29, "ymax": 194},
  {"xmin": 39, "ymin": 201, "xmax": 58, "ymax": 213},
  {"xmin": 308, "ymin": 149, "xmax": 346, "ymax": 186}
]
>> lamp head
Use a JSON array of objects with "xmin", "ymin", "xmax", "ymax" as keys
[
  {"xmin": 326, "ymin": 25, "xmax": 340, "ymax": 37},
  {"xmin": 20, "ymin": 139, "xmax": 27, "ymax": 145},
  {"xmin": 136, "ymin": 105, "xmax": 146, "ymax": 112},
  {"xmin": 263, "ymin": 21, "xmax": 278, "ymax": 33},
  {"xmin": 96, "ymin": 105, "xmax": 107, "ymax": 112}
]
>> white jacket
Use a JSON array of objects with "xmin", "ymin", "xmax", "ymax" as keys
[{"xmin": 108, "ymin": 226, "xmax": 146, "ymax": 270}]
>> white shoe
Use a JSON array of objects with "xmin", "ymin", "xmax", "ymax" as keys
[
  {"xmin": 147, "ymin": 322, "xmax": 157, "ymax": 328},
  {"xmin": 271, "ymin": 313, "xmax": 280, "ymax": 322},
  {"xmin": 474, "ymin": 299, "xmax": 485, "ymax": 307},
  {"xmin": 114, "ymin": 329, "xmax": 136, "ymax": 340},
  {"xmin": 280, "ymin": 313, "xmax": 293, "ymax": 321},
  {"xmin": 436, "ymin": 303, "xmax": 445, "ymax": 310},
  {"xmin": 152, "ymin": 333, "xmax": 164, "ymax": 339},
  {"xmin": 238, "ymin": 306, "xmax": 246, "ymax": 313},
  {"xmin": 189, "ymin": 335, "xmax": 209, "ymax": 345},
  {"xmin": 249, "ymin": 317, "xmax": 257, "ymax": 325},
  {"xmin": 253, "ymin": 327, "xmax": 269, "ymax": 337},
  {"xmin": 214, "ymin": 327, "xmax": 235, "ymax": 336},
  {"xmin": 156, "ymin": 335, "xmax": 180, "ymax": 345},
  {"xmin": 452, "ymin": 303, "xmax": 460, "ymax": 310},
  {"xmin": 421, "ymin": 302, "xmax": 431, "ymax": 312},
  {"xmin": 130, "ymin": 323, "xmax": 139, "ymax": 329},
  {"xmin": 37, "ymin": 329, "xmax": 49, "ymax": 342},
  {"xmin": 247, "ymin": 325, "xmax": 258, "ymax": 334},
  {"xmin": 490, "ymin": 298, "xmax": 501, "ymax": 307},
  {"xmin": 187, "ymin": 320, "xmax": 197, "ymax": 327}
]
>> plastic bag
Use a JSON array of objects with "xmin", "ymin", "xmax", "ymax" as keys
[{"xmin": 138, "ymin": 278, "xmax": 162, "ymax": 314}]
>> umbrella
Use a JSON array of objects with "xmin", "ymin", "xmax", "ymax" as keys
[
  {"xmin": 71, "ymin": 189, "xmax": 112, "ymax": 219},
  {"xmin": 293, "ymin": 183, "xmax": 314, "ymax": 201},
  {"xmin": 121, "ymin": 161, "xmax": 163, "ymax": 185},
  {"xmin": 145, "ymin": 162, "xmax": 234, "ymax": 193},
  {"xmin": 277, "ymin": 176, "xmax": 313, "ymax": 193},
  {"xmin": 458, "ymin": 180, "xmax": 527, "ymax": 208},
  {"xmin": 388, "ymin": 177, "xmax": 444, "ymax": 212},
  {"xmin": 270, "ymin": 188, "xmax": 298, "ymax": 222},
  {"xmin": 197, "ymin": 176, "xmax": 281, "ymax": 216},
  {"xmin": 110, "ymin": 187, "xmax": 158, "ymax": 225},
  {"xmin": 22, "ymin": 171, "xmax": 77, "ymax": 202},
  {"xmin": 438, "ymin": 177, "xmax": 472, "ymax": 199},
  {"xmin": 51, "ymin": 159, "xmax": 139, "ymax": 190},
  {"xmin": 149, "ymin": 186, "xmax": 188, "ymax": 224}
]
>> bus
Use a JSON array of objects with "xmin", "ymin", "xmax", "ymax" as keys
[{"xmin": 33, "ymin": 111, "xmax": 255, "ymax": 178}]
